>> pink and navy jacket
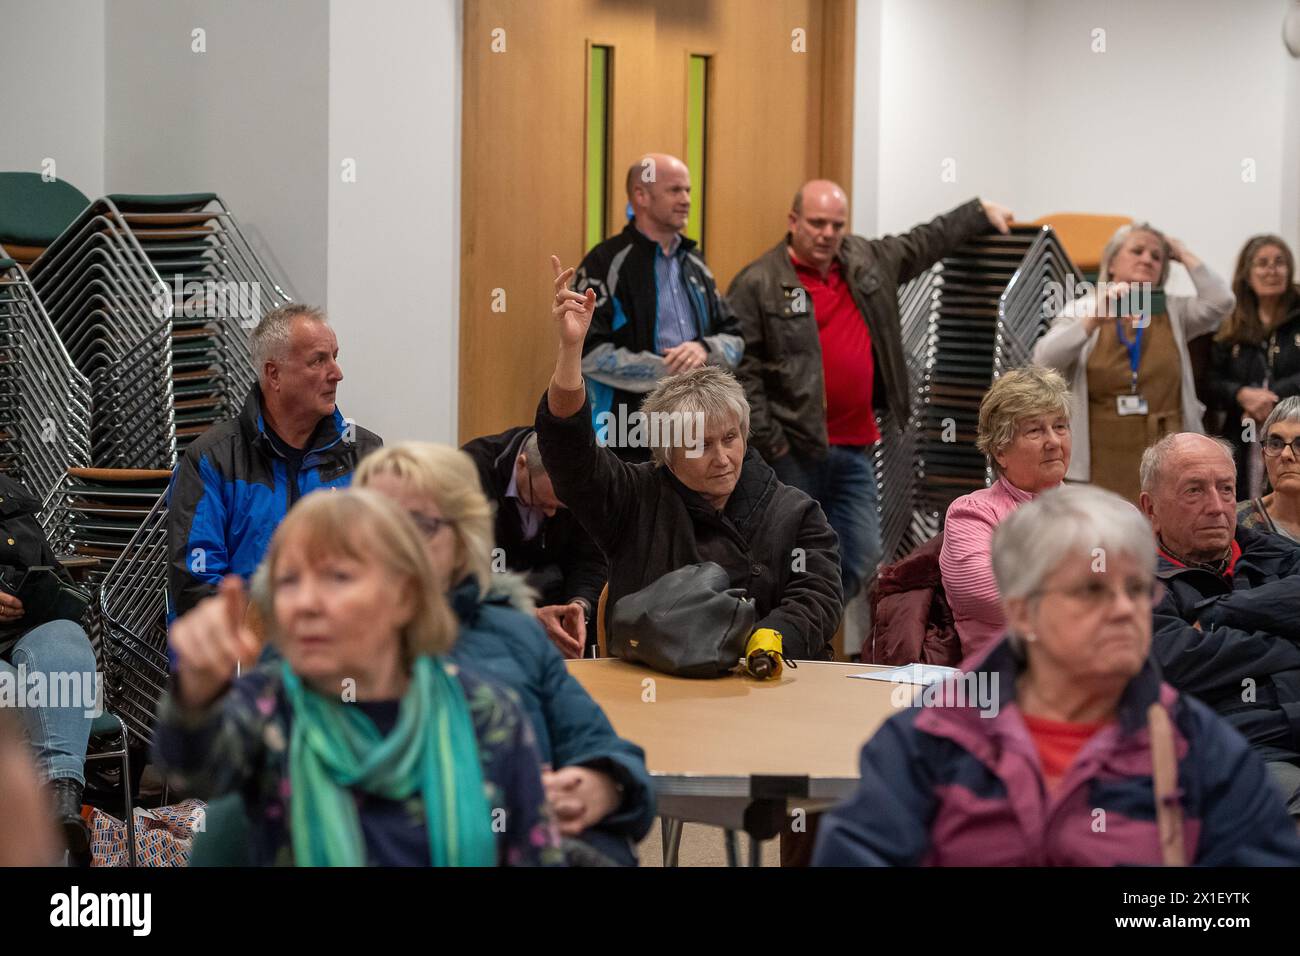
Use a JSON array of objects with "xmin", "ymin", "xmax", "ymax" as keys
[{"xmin": 813, "ymin": 639, "xmax": 1300, "ymax": 866}]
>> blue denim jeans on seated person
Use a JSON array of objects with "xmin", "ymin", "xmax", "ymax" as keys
[
  {"xmin": 0, "ymin": 619, "xmax": 97, "ymax": 784},
  {"xmin": 770, "ymin": 444, "xmax": 882, "ymax": 604}
]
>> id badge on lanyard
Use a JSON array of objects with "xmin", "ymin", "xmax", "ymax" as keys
[{"xmin": 1115, "ymin": 318, "xmax": 1149, "ymax": 416}]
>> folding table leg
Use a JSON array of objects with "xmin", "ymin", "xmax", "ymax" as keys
[
  {"xmin": 749, "ymin": 836, "xmax": 762, "ymax": 868},
  {"xmin": 661, "ymin": 817, "xmax": 683, "ymax": 867},
  {"xmin": 724, "ymin": 830, "xmax": 739, "ymax": 867}
]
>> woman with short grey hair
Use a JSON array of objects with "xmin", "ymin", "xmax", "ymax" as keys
[
  {"xmin": 814, "ymin": 485, "xmax": 1300, "ymax": 866},
  {"xmin": 1032, "ymin": 223, "xmax": 1233, "ymax": 502},
  {"xmin": 1237, "ymin": 396, "xmax": 1300, "ymax": 541},
  {"xmin": 537, "ymin": 256, "xmax": 842, "ymax": 661}
]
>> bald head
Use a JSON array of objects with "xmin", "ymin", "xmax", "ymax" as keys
[
  {"xmin": 788, "ymin": 179, "xmax": 849, "ymax": 274},
  {"xmin": 1139, "ymin": 433, "xmax": 1237, "ymax": 563},
  {"xmin": 792, "ymin": 180, "xmax": 848, "ymax": 216},
  {"xmin": 626, "ymin": 153, "xmax": 691, "ymax": 240}
]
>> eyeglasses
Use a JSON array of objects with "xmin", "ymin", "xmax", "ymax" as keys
[
  {"xmin": 1263, "ymin": 436, "xmax": 1300, "ymax": 458},
  {"xmin": 407, "ymin": 512, "xmax": 452, "ymax": 537},
  {"xmin": 1031, "ymin": 578, "xmax": 1164, "ymax": 609},
  {"xmin": 1251, "ymin": 258, "xmax": 1287, "ymax": 273}
]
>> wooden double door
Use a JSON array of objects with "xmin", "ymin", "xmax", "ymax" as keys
[{"xmin": 460, "ymin": 0, "xmax": 855, "ymax": 440}]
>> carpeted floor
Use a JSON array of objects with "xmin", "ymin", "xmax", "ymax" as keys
[{"xmin": 636, "ymin": 818, "xmax": 781, "ymax": 867}]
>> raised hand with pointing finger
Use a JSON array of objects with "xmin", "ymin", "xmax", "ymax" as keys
[{"xmin": 170, "ymin": 575, "xmax": 262, "ymax": 712}]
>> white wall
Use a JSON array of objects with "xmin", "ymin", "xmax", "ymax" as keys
[
  {"xmin": 326, "ymin": 0, "xmax": 462, "ymax": 445},
  {"xmin": 104, "ymin": 0, "xmax": 330, "ymax": 305},
  {"xmin": 0, "ymin": 0, "xmax": 105, "ymax": 199},
  {"xmin": 873, "ymin": 0, "xmax": 1027, "ymax": 237},
  {"xmin": 861, "ymin": 0, "xmax": 1300, "ymax": 281},
  {"xmin": 1019, "ymin": 0, "xmax": 1293, "ymax": 280},
  {"xmin": 850, "ymin": 0, "xmax": 882, "ymax": 234},
  {"xmin": 1281, "ymin": 13, "xmax": 1300, "ymax": 252}
]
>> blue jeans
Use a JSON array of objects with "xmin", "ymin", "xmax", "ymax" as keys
[
  {"xmin": 771, "ymin": 445, "xmax": 882, "ymax": 603},
  {"xmin": 0, "ymin": 620, "xmax": 97, "ymax": 784}
]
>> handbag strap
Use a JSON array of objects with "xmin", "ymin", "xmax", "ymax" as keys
[{"xmin": 1147, "ymin": 702, "xmax": 1186, "ymax": 867}]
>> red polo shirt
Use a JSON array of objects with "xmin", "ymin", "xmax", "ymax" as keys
[{"xmin": 790, "ymin": 252, "xmax": 880, "ymax": 447}]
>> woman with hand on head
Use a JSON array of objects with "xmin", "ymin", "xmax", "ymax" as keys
[
  {"xmin": 1032, "ymin": 224, "xmax": 1233, "ymax": 503},
  {"xmin": 939, "ymin": 366, "xmax": 1071, "ymax": 662},
  {"xmin": 815, "ymin": 485, "xmax": 1300, "ymax": 866},
  {"xmin": 356, "ymin": 443, "xmax": 655, "ymax": 865},
  {"xmin": 1211, "ymin": 235, "xmax": 1300, "ymax": 495},
  {"xmin": 154, "ymin": 489, "xmax": 562, "ymax": 866}
]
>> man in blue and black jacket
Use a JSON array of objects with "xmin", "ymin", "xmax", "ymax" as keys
[
  {"xmin": 166, "ymin": 305, "xmax": 382, "ymax": 618},
  {"xmin": 574, "ymin": 152, "xmax": 744, "ymax": 461}
]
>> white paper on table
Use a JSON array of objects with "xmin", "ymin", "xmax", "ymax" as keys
[{"xmin": 848, "ymin": 663, "xmax": 960, "ymax": 686}]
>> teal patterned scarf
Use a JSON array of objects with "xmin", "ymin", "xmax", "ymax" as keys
[{"xmin": 281, "ymin": 656, "xmax": 494, "ymax": 866}]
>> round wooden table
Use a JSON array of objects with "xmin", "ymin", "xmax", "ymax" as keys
[{"xmin": 566, "ymin": 658, "xmax": 911, "ymax": 863}]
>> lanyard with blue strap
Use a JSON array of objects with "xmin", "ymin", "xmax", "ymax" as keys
[{"xmin": 1115, "ymin": 316, "xmax": 1144, "ymax": 394}]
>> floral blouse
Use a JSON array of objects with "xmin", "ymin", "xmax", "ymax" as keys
[
  {"xmin": 153, "ymin": 660, "xmax": 564, "ymax": 867},
  {"xmin": 1236, "ymin": 499, "xmax": 1300, "ymax": 543}
]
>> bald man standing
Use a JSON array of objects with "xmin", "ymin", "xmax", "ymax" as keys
[
  {"xmin": 574, "ymin": 153, "xmax": 743, "ymax": 461},
  {"xmin": 729, "ymin": 185, "xmax": 1013, "ymax": 612}
]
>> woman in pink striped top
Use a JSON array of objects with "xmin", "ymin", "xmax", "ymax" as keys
[{"xmin": 940, "ymin": 367, "xmax": 1072, "ymax": 661}]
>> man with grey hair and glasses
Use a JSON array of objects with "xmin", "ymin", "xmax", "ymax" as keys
[
  {"xmin": 1139, "ymin": 431, "xmax": 1300, "ymax": 816},
  {"xmin": 167, "ymin": 304, "xmax": 382, "ymax": 617}
]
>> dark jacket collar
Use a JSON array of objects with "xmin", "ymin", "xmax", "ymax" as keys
[
  {"xmin": 622, "ymin": 221, "xmax": 696, "ymax": 257},
  {"xmin": 971, "ymin": 636, "xmax": 1164, "ymax": 737},
  {"xmin": 772, "ymin": 233, "xmax": 875, "ymax": 282},
  {"xmin": 1156, "ymin": 523, "xmax": 1276, "ymax": 581},
  {"xmin": 450, "ymin": 576, "xmax": 483, "ymax": 625},
  {"xmin": 238, "ymin": 386, "xmax": 349, "ymax": 458},
  {"xmin": 661, "ymin": 447, "xmax": 776, "ymax": 537},
  {"xmin": 0, "ymin": 476, "xmax": 39, "ymax": 518},
  {"xmin": 450, "ymin": 574, "xmax": 527, "ymax": 628},
  {"xmin": 488, "ymin": 428, "xmax": 531, "ymax": 496}
]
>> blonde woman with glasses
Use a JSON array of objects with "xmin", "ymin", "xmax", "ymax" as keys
[{"xmin": 356, "ymin": 443, "xmax": 655, "ymax": 866}]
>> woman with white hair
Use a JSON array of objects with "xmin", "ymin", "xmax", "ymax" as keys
[
  {"xmin": 1032, "ymin": 223, "xmax": 1233, "ymax": 502},
  {"xmin": 538, "ymin": 257, "xmax": 842, "ymax": 660},
  {"xmin": 1237, "ymin": 396, "xmax": 1300, "ymax": 542},
  {"xmin": 814, "ymin": 485, "xmax": 1300, "ymax": 866}
]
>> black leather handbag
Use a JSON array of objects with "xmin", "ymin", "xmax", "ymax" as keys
[{"xmin": 609, "ymin": 562, "xmax": 756, "ymax": 678}]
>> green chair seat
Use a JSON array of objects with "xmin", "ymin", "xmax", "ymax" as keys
[{"xmin": 0, "ymin": 172, "xmax": 91, "ymax": 245}]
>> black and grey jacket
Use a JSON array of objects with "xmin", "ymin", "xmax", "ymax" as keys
[
  {"xmin": 575, "ymin": 223, "xmax": 743, "ymax": 424},
  {"xmin": 535, "ymin": 392, "xmax": 843, "ymax": 660},
  {"xmin": 0, "ymin": 477, "xmax": 76, "ymax": 657}
]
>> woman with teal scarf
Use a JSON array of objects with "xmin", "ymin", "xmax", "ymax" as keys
[{"xmin": 154, "ymin": 489, "xmax": 563, "ymax": 866}]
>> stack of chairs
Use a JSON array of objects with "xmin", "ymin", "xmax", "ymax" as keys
[
  {"xmin": 41, "ymin": 468, "xmax": 172, "ymax": 591},
  {"xmin": 26, "ymin": 193, "xmax": 291, "ymax": 469},
  {"xmin": 99, "ymin": 194, "xmax": 288, "ymax": 453},
  {"xmin": 94, "ymin": 486, "xmax": 171, "ymax": 748},
  {"xmin": 875, "ymin": 224, "xmax": 1078, "ymax": 565},
  {"xmin": 26, "ymin": 199, "xmax": 178, "ymax": 470},
  {"xmin": 0, "ymin": 251, "xmax": 92, "ymax": 507}
]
